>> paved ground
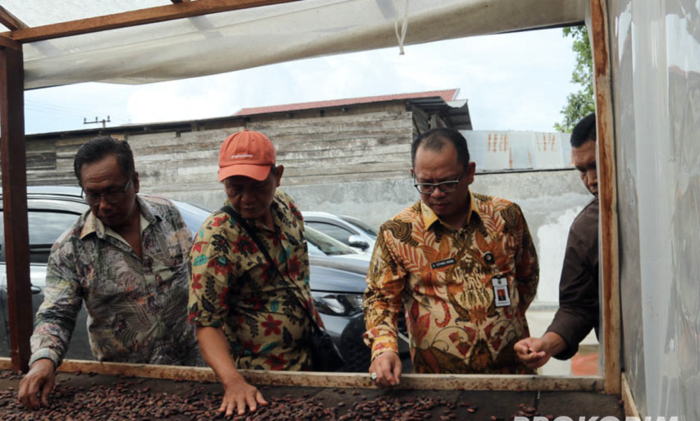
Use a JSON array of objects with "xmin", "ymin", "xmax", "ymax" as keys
[{"xmin": 526, "ymin": 309, "xmax": 599, "ymax": 376}]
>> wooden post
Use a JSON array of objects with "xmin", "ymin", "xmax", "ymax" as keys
[
  {"xmin": 0, "ymin": 44, "xmax": 32, "ymax": 372},
  {"xmin": 590, "ymin": 0, "xmax": 621, "ymax": 395}
]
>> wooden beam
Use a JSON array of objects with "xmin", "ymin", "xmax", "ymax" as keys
[
  {"xmin": 0, "ymin": 358, "xmax": 604, "ymax": 391},
  {"xmin": 0, "ymin": 35, "xmax": 21, "ymax": 51},
  {"xmin": 0, "ymin": 5, "xmax": 28, "ymax": 31},
  {"xmin": 621, "ymin": 374, "xmax": 640, "ymax": 418},
  {"xmin": 0, "ymin": 45, "xmax": 32, "ymax": 373},
  {"xmin": 590, "ymin": 0, "xmax": 621, "ymax": 395},
  {"xmin": 4, "ymin": 0, "xmax": 301, "ymax": 43}
]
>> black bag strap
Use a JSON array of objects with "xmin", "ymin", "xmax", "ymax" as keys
[{"xmin": 220, "ymin": 205, "xmax": 322, "ymax": 332}]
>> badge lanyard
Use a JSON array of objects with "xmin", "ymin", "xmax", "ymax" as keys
[{"xmin": 484, "ymin": 252, "xmax": 511, "ymax": 307}]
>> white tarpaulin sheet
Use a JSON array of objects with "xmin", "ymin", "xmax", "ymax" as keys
[{"xmin": 1, "ymin": 0, "xmax": 586, "ymax": 89}]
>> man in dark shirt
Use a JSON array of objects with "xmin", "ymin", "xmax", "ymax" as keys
[{"xmin": 514, "ymin": 113, "xmax": 599, "ymax": 367}]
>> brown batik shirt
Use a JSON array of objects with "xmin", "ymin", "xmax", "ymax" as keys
[{"xmin": 364, "ymin": 192, "xmax": 539, "ymax": 374}]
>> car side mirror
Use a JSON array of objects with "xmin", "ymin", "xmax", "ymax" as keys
[{"xmin": 348, "ymin": 235, "xmax": 370, "ymax": 251}]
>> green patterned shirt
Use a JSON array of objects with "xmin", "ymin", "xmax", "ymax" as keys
[{"xmin": 29, "ymin": 195, "xmax": 199, "ymax": 368}]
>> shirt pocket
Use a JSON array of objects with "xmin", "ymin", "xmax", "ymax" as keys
[{"xmin": 153, "ymin": 228, "xmax": 187, "ymax": 269}]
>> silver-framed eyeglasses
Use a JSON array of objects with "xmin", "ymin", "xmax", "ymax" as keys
[
  {"xmin": 413, "ymin": 168, "xmax": 466, "ymax": 194},
  {"xmin": 82, "ymin": 179, "xmax": 132, "ymax": 205}
]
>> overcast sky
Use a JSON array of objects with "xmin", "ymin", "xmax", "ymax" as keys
[{"xmin": 24, "ymin": 27, "xmax": 577, "ymax": 135}]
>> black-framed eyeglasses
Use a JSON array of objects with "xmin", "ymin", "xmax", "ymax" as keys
[
  {"xmin": 82, "ymin": 179, "xmax": 132, "ymax": 205},
  {"xmin": 413, "ymin": 168, "xmax": 466, "ymax": 195}
]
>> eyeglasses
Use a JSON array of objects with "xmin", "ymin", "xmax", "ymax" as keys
[
  {"xmin": 413, "ymin": 168, "xmax": 466, "ymax": 194},
  {"xmin": 82, "ymin": 179, "xmax": 132, "ymax": 205}
]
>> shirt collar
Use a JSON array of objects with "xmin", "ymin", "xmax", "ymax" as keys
[
  {"xmin": 222, "ymin": 194, "xmax": 282, "ymax": 233},
  {"xmin": 80, "ymin": 195, "xmax": 160, "ymax": 240},
  {"xmin": 421, "ymin": 191, "xmax": 478, "ymax": 230}
]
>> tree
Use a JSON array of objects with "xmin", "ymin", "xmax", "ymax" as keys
[{"xmin": 554, "ymin": 26, "xmax": 595, "ymax": 132}]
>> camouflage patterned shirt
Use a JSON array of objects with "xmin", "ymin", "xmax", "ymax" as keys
[
  {"xmin": 29, "ymin": 195, "xmax": 199, "ymax": 368},
  {"xmin": 363, "ymin": 192, "xmax": 539, "ymax": 374}
]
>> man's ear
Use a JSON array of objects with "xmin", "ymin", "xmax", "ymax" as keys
[
  {"xmin": 465, "ymin": 162, "xmax": 476, "ymax": 185},
  {"xmin": 274, "ymin": 165, "xmax": 284, "ymax": 187},
  {"xmin": 410, "ymin": 168, "xmax": 415, "ymax": 177},
  {"xmin": 133, "ymin": 171, "xmax": 140, "ymax": 194}
]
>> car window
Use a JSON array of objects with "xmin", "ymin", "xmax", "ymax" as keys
[
  {"xmin": 306, "ymin": 222, "xmax": 355, "ymax": 246},
  {"xmin": 0, "ymin": 210, "xmax": 80, "ymax": 264},
  {"xmin": 28, "ymin": 211, "xmax": 81, "ymax": 264},
  {"xmin": 340, "ymin": 216, "xmax": 378, "ymax": 238},
  {"xmin": 172, "ymin": 200, "xmax": 211, "ymax": 239},
  {"xmin": 304, "ymin": 226, "xmax": 357, "ymax": 256}
]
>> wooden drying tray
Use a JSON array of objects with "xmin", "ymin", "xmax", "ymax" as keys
[{"xmin": 0, "ymin": 358, "xmax": 602, "ymax": 391}]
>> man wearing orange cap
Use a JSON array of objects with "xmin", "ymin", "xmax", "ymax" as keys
[{"xmin": 187, "ymin": 130, "xmax": 322, "ymax": 417}]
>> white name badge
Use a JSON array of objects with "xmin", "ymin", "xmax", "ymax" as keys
[{"xmin": 491, "ymin": 276, "xmax": 511, "ymax": 307}]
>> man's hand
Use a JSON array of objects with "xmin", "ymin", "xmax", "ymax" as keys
[
  {"xmin": 515, "ymin": 332, "xmax": 567, "ymax": 369},
  {"xmin": 514, "ymin": 337, "xmax": 552, "ymax": 368},
  {"xmin": 18, "ymin": 359, "xmax": 56, "ymax": 410},
  {"xmin": 219, "ymin": 375, "xmax": 268, "ymax": 418},
  {"xmin": 369, "ymin": 351, "xmax": 402, "ymax": 388}
]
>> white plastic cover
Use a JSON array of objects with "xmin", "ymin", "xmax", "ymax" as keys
[
  {"xmin": 611, "ymin": 0, "xmax": 700, "ymax": 418},
  {"xmin": 1, "ymin": 0, "xmax": 586, "ymax": 89}
]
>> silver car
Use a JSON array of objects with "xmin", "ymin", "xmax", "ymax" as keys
[
  {"xmin": 0, "ymin": 187, "xmax": 209, "ymax": 361},
  {"xmin": 303, "ymin": 211, "xmax": 378, "ymax": 253},
  {"xmin": 0, "ymin": 187, "xmax": 406, "ymax": 371}
]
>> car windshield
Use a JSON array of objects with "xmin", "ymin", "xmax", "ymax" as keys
[
  {"xmin": 172, "ymin": 200, "xmax": 211, "ymax": 238},
  {"xmin": 305, "ymin": 226, "xmax": 358, "ymax": 256},
  {"xmin": 340, "ymin": 216, "xmax": 378, "ymax": 238}
]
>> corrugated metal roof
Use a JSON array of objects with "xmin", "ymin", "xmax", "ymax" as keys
[{"xmin": 234, "ymin": 89, "xmax": 460, "ymax": 116}]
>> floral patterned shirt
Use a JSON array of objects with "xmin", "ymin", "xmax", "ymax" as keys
[
  {"xmin": 30, "ymin": 196, "xmax": 199, "ymax": 368},
  {"xmin": 363, "ymin": 192, "xmax": 539, "ymax": 374},
  {"xmin": 187, "ymin": 191, "xmax": 319, "ymax": 371}
]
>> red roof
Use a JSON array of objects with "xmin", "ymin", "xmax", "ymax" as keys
[{"xmin": 234, "ymin": 89, "xmax": 459, "ymax": 116}]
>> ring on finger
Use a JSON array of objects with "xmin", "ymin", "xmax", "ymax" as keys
[{"xmin": 370, "ymin": 372, "xmax": 378, "ymax": 382}]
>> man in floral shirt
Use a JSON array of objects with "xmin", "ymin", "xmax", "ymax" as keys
[
  {"xmin": 19, "ymin": 136, "xmax": 198, "ymax": 410},
  {"xmin": 188, "ymin": 130, "xmax": 321, "ymax": 418},
  {"xmin": 364, "ymin": 128, "xmax": 539, "ymax": 387}
]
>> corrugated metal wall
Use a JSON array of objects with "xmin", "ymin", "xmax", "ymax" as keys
[{"xmin": 464, "ymin": 130, "xmax": 573, "ymax": 171}]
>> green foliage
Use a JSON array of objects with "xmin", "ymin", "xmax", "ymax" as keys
[{"xmin": 555, "ymin": 26, "xmax": 595, "ymax": 132}]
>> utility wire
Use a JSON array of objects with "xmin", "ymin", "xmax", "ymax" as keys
[{"xmin": 24, "ymin": 100, "xmax": 131, "ymax": 124}]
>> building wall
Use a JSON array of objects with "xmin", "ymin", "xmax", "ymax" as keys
[
  {"xmin": 22, "ymin": 106, "xmax": 414, "ymax": 190},
  {"xmin": 18, "ymin": 101, "xmax": 600, "ymax": 317},
  {"xmin": 20, "ymin": 106, "xmax": 591, "ymax": 308},
  {"xmin": 170, "ymin": 168, "xmax": 591, "ymax": 306}
]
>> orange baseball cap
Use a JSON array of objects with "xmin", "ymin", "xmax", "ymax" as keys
[{"xmin": 218, "ymin": 130, "xmax": 276, "ymax": 182}]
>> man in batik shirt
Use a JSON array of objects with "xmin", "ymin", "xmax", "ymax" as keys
[
  {"xmin": 364, "ymin": 128, "xmax": 539, "ymax": 387},
  {"xmin": 188, "ymin": 130, "xmax": 321, "ymax": 418},
  {"xmin": 19, "ymin": 136, "xmax": 198, "ymax": 410}
]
